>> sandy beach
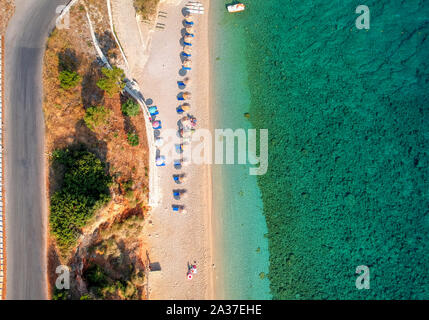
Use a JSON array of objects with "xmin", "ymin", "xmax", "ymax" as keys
[{"xmin": 113, "ymin": 0, "xmax": 213, "ymax": 299}]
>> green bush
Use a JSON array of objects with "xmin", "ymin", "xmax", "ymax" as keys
[
  {"xmin": 59, "ymin": 70, "xmax": 81, "ymax": 89},
  {"xmin": 127, "ymin": 132, "xmax": 139, "ymax": 146},
  {"xmin": 86, "ymin": 264, "xmax": 108, "ymax": 288},
  {"xmin": 52, "ymin": 289, "xmax": 70, "ymax": 300},
  {"xmin": 121, "ymin": 99, "xmax": 140, "ymax": 117},
  {"xmin": 96, "ymin": 67, "xmax": 125, "ymax": 97},
  {"xmin": 84, "ymin": 105, "xmax": 111, "ymax": 131},
  {"xmin": 50, "ymin": 148, "xmax": 111, "ymax": 252}
]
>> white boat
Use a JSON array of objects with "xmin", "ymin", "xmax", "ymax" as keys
[{"xmin": 227, "ymin": 3, "xmax": 245, "ymax": 13}]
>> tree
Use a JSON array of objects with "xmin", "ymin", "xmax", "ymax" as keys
[
  {"xmin": 96, "ymin": 67, "xmax": 126, "ymax": 97},
  {"xmin": 84, "ymin": 105, "xmax": 111, "ymax": 131},
  {"xmin": 59, "ymin": 70, "xmax": 81, "ymax": 89},
  {"xmin": 127, "ymin": 132, "xmax": 139, "ymax": 146},
  {"xmin": 121, "ymin": 99, "xmax": 140, "ymax": 117}
]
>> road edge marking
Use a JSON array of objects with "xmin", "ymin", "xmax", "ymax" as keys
[{"xmin": 0, "ymin": 34, "xmax": 6, "ymax": 300}]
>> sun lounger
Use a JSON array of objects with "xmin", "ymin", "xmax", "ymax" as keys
[
  {"xmin": 182, "ymin": 51, "xmax": 192, "ymax": 57},
  {"xmin": 172, "ymin": 205, "xmax": 186, "ymax": 213},
  {"xmin": 156, "ymin": 155, "xmax": 166, "ymax": 166},
  {"xmin": 176, "ymin": 106, "xmax": 185, "ymax": 114},
  {"xmin": 148, "ymin": 106, "xmax": 158, "ymax": 113},
  {"xmin": 183, "ymin": 41, "xmax": 192, "ymax": 46}
]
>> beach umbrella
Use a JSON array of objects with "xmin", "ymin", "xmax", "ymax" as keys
[
  {"xmin": 182, "ymin": 92, "xmax": 192, "ymax": 100},
  {"xmin": 152, "ymin": 120, "xmax": 162, "ymax": 129},
  {"xmin": 183, "ymin": 59, "xmax": 192, "ymax": 68},
  {"xmin": 185, "ymin": 15, "xmax": 193, "ymax": 22},
  {"xmin": 184, "ymin": 35, "xmax": 193, "ymax": 43},
  {"xmin": 187, "ymin": 273, "xmax": 193, "ymax": 280},
  {"xmin": 178, "ymin": 77, "xmax": 191, "ymax": 88},
  {"xmin": 182, "ymin": 47, "xmax": 192, "ymax": 58},
  {"xmin": 186, "ymin": 26, "xmax": 195, "ymax": 34},
  {"xmin": 181, "ymin": 103, "xmax": 191, "ymax": 112},
  {"xmin": 182, "ymin": 77, "xmax": 191, "ymax": 85}
]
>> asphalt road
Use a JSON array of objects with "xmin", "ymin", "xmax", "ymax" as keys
[{"xmin": 5, "ymin": 0, "xmax": 68, "ymax": 300}]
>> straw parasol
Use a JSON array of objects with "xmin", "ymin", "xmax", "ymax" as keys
[
  {"xmin": 182, "ymin": 77, "xmax": 191, "ymax": 85},
  {"xmin": 181, "ymin": 103, "xmax": 191, "ymax": 112},
  {"xmin": 184, "ymin": 35, "xmax": 193, "ymax": 43},
  {"xmin": 183, "ymin": 59, "xmax": 192, "ymax": 68},
  {"xmin": 182, "ymin": 92, "xmax": 192, "ymax": 100}
]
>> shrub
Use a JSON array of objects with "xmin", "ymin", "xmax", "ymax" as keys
[
  {"xmin": 121, "ymin": 99, "xmax": 140, "ymax": 117},
  {"xmin": 49, "ymin": 148, "xmax": 111, "ymax": 252},
  {"xmin": 84, "ymin": 105, "xmax": 111, "ymax": 131},
  {"xmin": 96, "ymin": 67, "xmax": 125, "ymax": 97},
  {"xmin": 127, "ymin": 132, "xmax": 139, "ymax": 146},
  {"xmin": 52, "ymin": 289, "xmax": 69, "ymax": 300},
  {"xmin": 59, "ymin": 70, "xmax": 81, "ymax": 89},
  {"xmin": 134, "ymin": 0, "xmax": 160, "ymax": 20},
  {"xmin": 86, "ymin": 264, "xmax": 108, "ymax": 288},
  {"xmin": 122, "ymin": 179, "xmax": 134, "ymax": 192}
]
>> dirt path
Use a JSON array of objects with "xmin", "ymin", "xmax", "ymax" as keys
[{"xmin": 111, "ymin": 0, "xmax": 150, "ymax": 80}]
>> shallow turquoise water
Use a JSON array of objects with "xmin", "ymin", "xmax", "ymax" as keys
[
  {"xmin": 212, "ymin": 0, "xmax": 429, "ymax": 299},
  {"xmin": 209, "ymin": 1, "xmax": 271, "ymax": 300}
]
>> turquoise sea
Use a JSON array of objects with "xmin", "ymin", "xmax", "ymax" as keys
[{"xmin": 210, "ymin": 0, "xmax": 429, "ymax": 299}]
